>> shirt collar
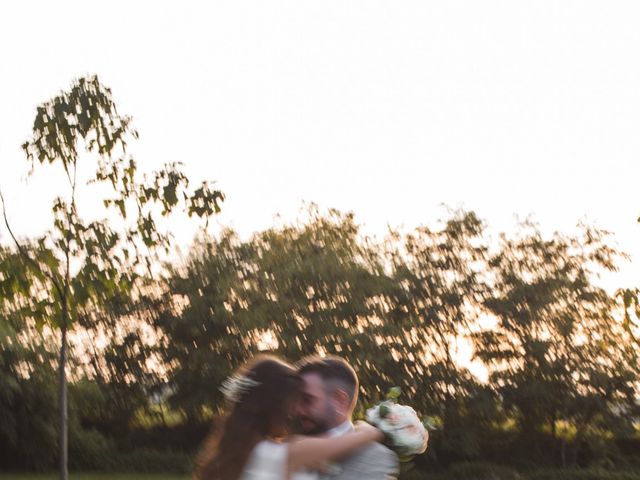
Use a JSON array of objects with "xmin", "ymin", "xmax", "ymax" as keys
[{"xmin": 327, "ymin": 420, "xmax": 353, "ymax": 437}]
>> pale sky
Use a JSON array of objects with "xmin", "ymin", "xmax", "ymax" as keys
[{"xmin": 1, "ymin": 1, "xmax": 638, "ymax": 292}]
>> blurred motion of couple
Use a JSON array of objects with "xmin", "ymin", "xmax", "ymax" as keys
[{"xmin": 193, "ymin": 355, "xmax": 411, "ymax": 480}]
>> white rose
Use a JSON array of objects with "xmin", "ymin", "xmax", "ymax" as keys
[{"xmin": 366, "ymin": 402, "xmax": 429, "ymax": 456}]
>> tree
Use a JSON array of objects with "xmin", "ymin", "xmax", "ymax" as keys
[
  {"xmin": 616, "ymin": 287, "xmax": 640, "ymax": 341},
  {"xmin": 0, "ymin": 75, "xmax": 223, "ymax": 480},
  {"xmin": 250, "ymin": 207, "xmax": 390, "ymax": 386},
  {"xmin": 0, "ymin": 245, "xmax": 58, "ymax": 470},
  {"xmin": 156, "ymin": 207, "xmax": 392, "ymax": 418},
  {"xmin": 383, "ymin": 211, "xmax": 492, "ymax": 460},
  {"xmin": 155, "ymin": 229, "xmax": 260, "ymax": 421},
  {"xmin": 472, "ymin": 222, "xmax": 639, "ymax": 466}
]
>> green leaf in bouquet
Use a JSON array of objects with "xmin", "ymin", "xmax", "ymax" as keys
[
  {"xmin": 379, "ymin": 401, "xmax": 391, "ymax": 418},
  {"xmin": 386, "ymin": 386, "xmax": 402, "ymax": 401},
  {"xmin": 422, "ymin": 416, "xmax": 438, "ymax": 431},
  {"xmin": 398, "ymin": 455, "xmax": 415, "ymax": 464}
]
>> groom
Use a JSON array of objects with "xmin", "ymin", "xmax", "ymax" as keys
[{"xmin": 295, "ymin": 356, "xmax": 399, "ymax": 480}]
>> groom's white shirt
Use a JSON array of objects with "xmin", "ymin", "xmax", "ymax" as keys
[
  {"xmin": 318, "ymin": 421, "xmax": 352, "ymax": 478},
  {"xmin": 321, "ymin": 420, "xmax": 398, "ymax": 480}
]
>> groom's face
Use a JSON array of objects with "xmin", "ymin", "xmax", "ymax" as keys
[{"xmin": 297, "ymin": 372, "xmax": 334, "ymax": 435}]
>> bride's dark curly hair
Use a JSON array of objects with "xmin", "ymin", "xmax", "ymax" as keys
[{"xmin": 193, "ymin": 355, "xmax": 302, "ymax": 480}]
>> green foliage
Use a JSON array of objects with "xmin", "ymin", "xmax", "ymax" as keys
[
  {"xmin": 0, "ymin": 287, "xmax": 59, "ymax": 471},
  {"xmin": 384, "ymin": 211, "xmax": 492, "ymax": 459},
  {"xmin": 444, "ymin": 462, "xmax": 524, "ymax": 480},
  {"xmin": 4, "ymin": 73, "xmax": 224, "ymax": 335},
  {"xmin": 399, "ymin": 462, "xmax": 523, "ymax": 480},
  {"xmin": 0, "ymin": 359, "xmax": 58, "ymax": 470},
  {"xmin": 149, "ymin": 207, "xmax": 639, "ymax": 468},
  {"xmin": 525, "ymin": 469, "xmax": 640, "ymax": 480},
  {"xmin": 1, "ymin": 75, "xmax": 223, "ymax": 479},
  {"xmin": 67, "ymin": 448, "xmax": 191, "ymax": 474},
  {"xmin": 67, "ymin": 428, "xmax": 116, "ymax": 471},
  {"xmin": 0, "ymin": 475, "xmax": 188, "ymax": 480},
  {"xmin": 155, "ymin": 207, "xmax": 395, "ymax": 418},
  {"xmin": 2, "ymin": 198, "xmax": 639, "ymax": 473},
  {"xmin": 387, "ymin": 386, "xmax": 402, "ymax": 400},
  {"xmin": 471, "ymin": 222, "xmax": 640, "ymax": 465},
  {"xmin": 615, "ymin": 288, "xmax": 640, "ymax": 340},
  {"xmin": 400, "ymin": 466, "xmax": 640, "ymax": 480}
]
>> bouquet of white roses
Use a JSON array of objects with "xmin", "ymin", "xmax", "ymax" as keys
[{"xmin": 366, "ymin": 387, "xmax": 432, "ymax": 458}]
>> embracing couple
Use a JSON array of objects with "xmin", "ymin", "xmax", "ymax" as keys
[{"xmin": 193, "ymin": 354, "xmax": 404, "ymax": 480}]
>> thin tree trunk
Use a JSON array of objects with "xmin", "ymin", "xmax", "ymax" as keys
[
  {"xmin": 59, "ymin": 303, "xmax": 68, "ymax": 480},
  {"xmin": 59, "ymin": 199, "xmax": 73, "ymax": 480},
  {"xmin": 560, "ymin": 406, "xmax": 568, "ymax": 468}
]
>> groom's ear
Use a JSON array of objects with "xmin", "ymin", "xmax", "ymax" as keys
[{"xmin": 333, "ymin": 387, "xmax": 351, "ymax": 414}]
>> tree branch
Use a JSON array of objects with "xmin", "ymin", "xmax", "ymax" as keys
[{"xmin": 0, "ymin": 187, "xmax": 65, "ymax": 300}]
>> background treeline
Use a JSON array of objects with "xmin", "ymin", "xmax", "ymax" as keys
[{"xmin": 1, "ymin": 207, "xmax": 639, "ymax": 477}]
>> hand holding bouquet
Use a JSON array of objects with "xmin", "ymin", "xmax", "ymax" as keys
[{"xmin": 366, "ymin": 387, "xmax": 432, "ymax": 458}]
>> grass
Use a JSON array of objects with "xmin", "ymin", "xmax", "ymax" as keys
[{"xmin": 0, "ymin": 475, "xmax": 188, "ymax": 480}]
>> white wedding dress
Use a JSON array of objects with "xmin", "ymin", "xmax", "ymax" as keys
[{"xmin": 240, "ymin": 440, "xmax": 317, "ymax": 480}]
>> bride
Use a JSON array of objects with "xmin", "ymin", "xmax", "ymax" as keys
[{"xmin": 193, "ymin": 355, "xmax": 384, "ymax": 480}]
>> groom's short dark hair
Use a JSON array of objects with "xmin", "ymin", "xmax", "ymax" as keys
[{"xmin": 297, "ymin": 355, "xmax": 359, "ymax": 408}]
